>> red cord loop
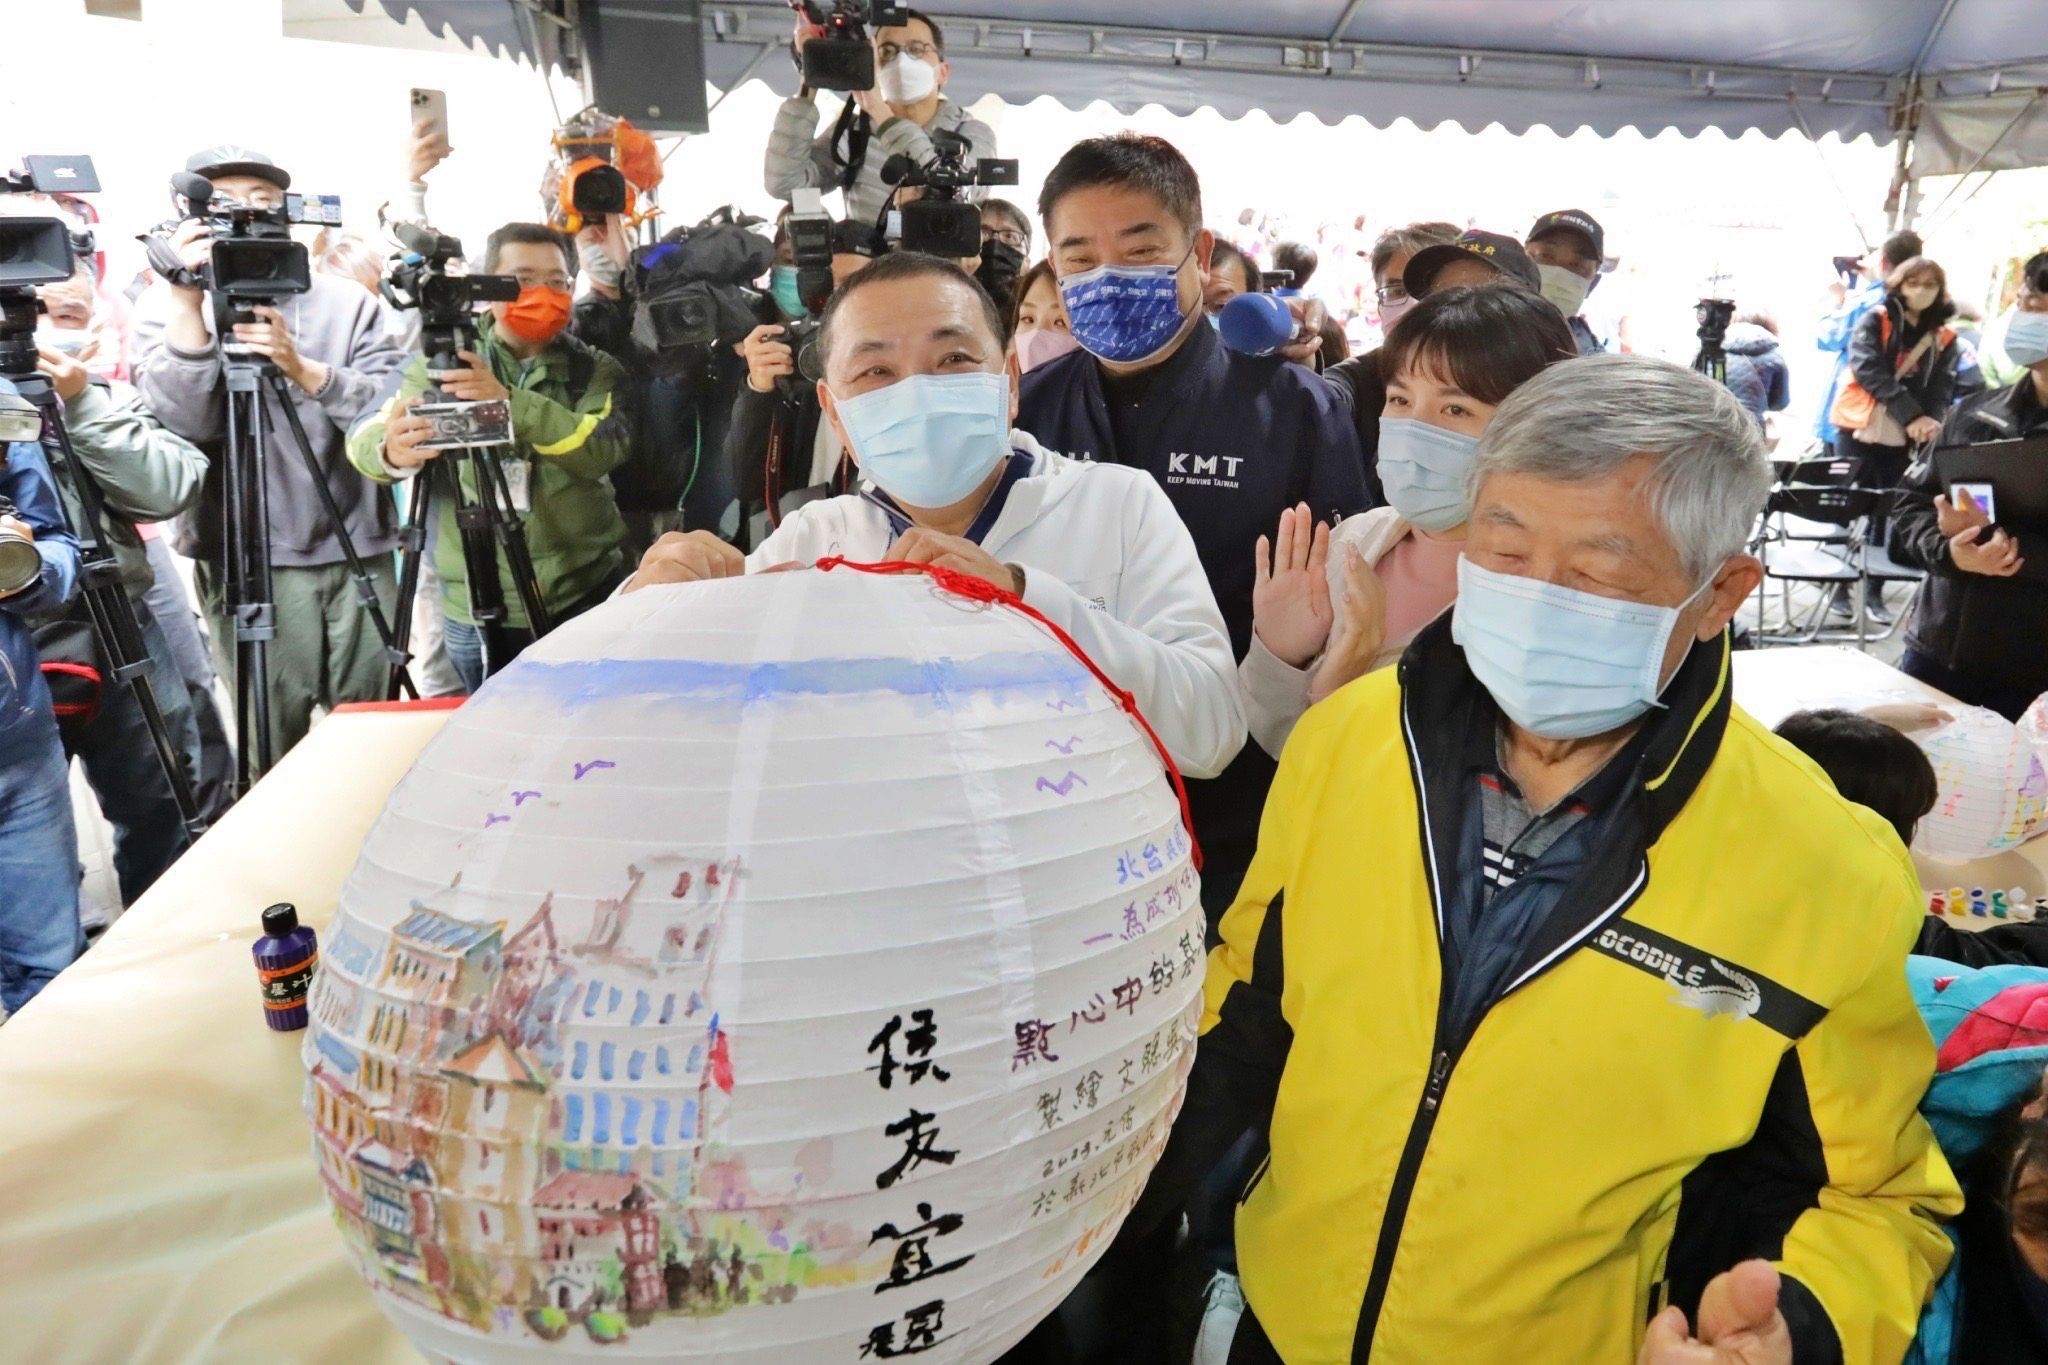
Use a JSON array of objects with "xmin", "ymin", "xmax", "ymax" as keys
[{"xmin": 815, "ymin": 556, "xmax": 1203, "ymax": 873}]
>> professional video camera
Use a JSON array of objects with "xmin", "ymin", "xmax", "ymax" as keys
[
  {"xmin": 1692, "ymin": 296, "xmax": 1736, "ymax": 385},
  {"xmin": 543, "ymin": 109, "xmax": 662, "ymax": 235},
  {"xmin": 0, "ymin": 156, "xmax": 99, "ymax": 377},
  {"xmin": 376, "ymin": 220, "xmax": 548, "ymax": 696},
  {"xmin": 381, "ymin": 222, "xmax": 520, "ymax": 450},
  {"xmin": 141, "ymin": 171, "xmax": 340, "ymax": 301},
  {"xmin": 381, "ymin": 223, "xmax": 520, "ymax": 361},
  {"xmin": 628, "ymin": 207, "xmax": 775, "ymax": 373},
  {"xmin": 880, "ymin": 145, "xmax": 1020, "ymax": 259},
  {"xmin": 787, "ymin": 0, "xmax": 910, "ymax": 91}
]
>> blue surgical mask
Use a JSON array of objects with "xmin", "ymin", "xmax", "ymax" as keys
[
  {"xmin": 770, "ymin": 265, "xmax": 807, "ymax": 320},
  {"xmin": 831, "ymin": 371, "xmax": 1010, "ymax": 509},
  {"xmin": 1058, "ymin": 245, "xmax": 1196, "ymax": 364},
  {"xmin": 1451, "ymin": 556, "xmax": 1710, "ymax": 740},
  {"xmin": 1378, "ymin": 417, "xmax": 1479, "ymax": 533},
  {"xmin": 2005, "ymin": 309, "xmax": 2048, "ymax": 367}
]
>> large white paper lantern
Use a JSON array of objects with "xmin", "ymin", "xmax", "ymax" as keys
[
  {"xmin": 1912, "ymin": 704, "xmax": 2048, "ymax": 863},
  {"xmin": 304, "ymin": 566, "xmax": 1204, "ymax": 1363}
]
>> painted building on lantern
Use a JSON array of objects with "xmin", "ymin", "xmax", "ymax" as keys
[
  {"xmin": 533, "ymin": 1172, "xmax": 665, "ymax": 1316},
  {"xmin": 553, "ymin": 858, "xmax": 735, "ymax": 1192},
  {"xmin": 363, "ymin": 906, "xmax": 506, "ymax": 1104},
  {"xmin": 432, "ymin": 1032, "xmax": 552, "ymax": 1311},
  {"xmin": 353, "ymin": 1139, "xmax": 447, "ymax": 1302}
]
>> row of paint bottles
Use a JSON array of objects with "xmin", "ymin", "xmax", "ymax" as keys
[{"xmin": 1928, "ymin": 886, "xmax": 2048, "ymax": 921}]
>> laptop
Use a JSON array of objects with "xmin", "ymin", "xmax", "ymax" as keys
[{"xmin": 1932, "ymin": 437, "xmax": 2048, "ymax": 530}]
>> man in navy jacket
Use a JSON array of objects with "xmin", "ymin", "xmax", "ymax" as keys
[{"xmin": 1018, "ymin": 133, "xmax": 1369, "ymax": 928}]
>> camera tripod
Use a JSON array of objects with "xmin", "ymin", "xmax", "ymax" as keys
[
  {"xmin": 0, "ymin": 330, "xmax": 204, "ymax": 840},
  {"xmin": 1691, "ymin": 300, "xmax": 1735, "ymax": 387},
  {"xmin": 217, "ymin": 352, "xmax": 415, "ymax": 791},
  {"xmin": 382, "ymin": 341, "xmax": 551, "ymax": 699}
]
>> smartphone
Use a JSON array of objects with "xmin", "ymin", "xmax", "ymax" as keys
[
  {"xmin": 410, "ymin": 87, "xmax": 449, "ymax": 144},
  {"xmin": 1950, "ymin": 481, "xmax": 1997, "ymax": 522}
]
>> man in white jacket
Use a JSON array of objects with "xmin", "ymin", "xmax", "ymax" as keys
[{"xmin": 622, "ymin": 252, "xmax": 1245, "ymax": 780}]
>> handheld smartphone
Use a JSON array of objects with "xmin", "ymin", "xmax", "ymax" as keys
[
  {"xmin": 1950, "ymin": 481, "xmax": 1997, "ymax": 523},
  {"xmin": 410, "ymin": 87, "xmax": 449, "ymax": 144}
]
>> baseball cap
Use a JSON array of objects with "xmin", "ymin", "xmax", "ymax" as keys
[
  {"xmin": 1527, "ymin": 209, "xmax": 1605, "ymax": 263},
  {"xmin": 184, "ymin": 145, "xmax": 291, "ymax": 191},
  {"xmin": 1403, "ymin": 230, "xmax": 1543, "ymax": 298}
]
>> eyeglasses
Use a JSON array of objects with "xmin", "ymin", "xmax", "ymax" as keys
[
  {"xmin": 981, "ymin": 225, "xmax": 1027, "ymax": 251},
  {"xmin": 1375, "ymin": 283, "xmax": 1410, "ymax": 305},
  {"xmin": 876, "ymin": 40, "xmax": 939, "ymax": 62},
  {"xmin": 513, "ymin": 271, "xmax": 573, "ymax": 292}
]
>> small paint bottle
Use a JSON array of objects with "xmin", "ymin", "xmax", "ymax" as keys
[
  {"xmin": 254, "ymin": 903, "xmax": 318, "ymax": 1032},
  {"xmin": 1969, "ymin": 887, "xmax": 1990, "ymax": 917},
  {"xmin": 1950, "ymin": 887, "xmax": 1969, "ymax": 919},
  {"xmin": 1929, "ymin": 890, "xmax": 1948, "ymax": 917},
  {"xmin": 2011, "ymin": 889, "xmax": 2038, "ymax": 923},
  {"xmin": 1993, "ymin": 890, "xmax": 2012, "ymax": 918}
]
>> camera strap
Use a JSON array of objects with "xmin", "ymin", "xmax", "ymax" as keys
[{"xmin": 827, "ymin": 97, "xmax": 871, "ymax": 194}]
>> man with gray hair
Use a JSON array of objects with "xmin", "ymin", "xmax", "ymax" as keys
[{"xmin": 1128, "ymin": 354, "xmax": 1961, "ymax": 1362}]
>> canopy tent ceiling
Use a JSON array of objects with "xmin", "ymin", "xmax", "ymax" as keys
[{"xmin": 344, "ymin": 0, "xmax": 2048, "ymax": 177}]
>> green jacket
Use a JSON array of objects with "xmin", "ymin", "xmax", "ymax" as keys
[
  {"xmin": 60, "ymin": 380, "xmax": 209, "ymax": 598},
  {"xmin": 348, "ymin": 314, "xmax": 630, "ymax": 628}
]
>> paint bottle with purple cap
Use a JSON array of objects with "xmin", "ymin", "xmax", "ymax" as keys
[{"xmin": 254, "ymin": 902, "xmax": 318, "ymax": 1031}]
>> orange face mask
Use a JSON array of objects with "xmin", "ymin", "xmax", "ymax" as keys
[{"xmin": 500, "ymin": 285, "xmax": 572, "ymax": 343}]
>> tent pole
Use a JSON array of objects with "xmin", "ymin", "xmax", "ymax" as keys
[{"xmin": 1883, "ymin": 78, "xmax": 1923, "ymax": 232}]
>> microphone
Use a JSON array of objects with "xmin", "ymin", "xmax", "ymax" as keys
[
  {"xmin": 878, "ymin": 154, "xmax": 916, "ymax": 187},
  {"xmin": 170, "ymin": 171, "xmax": 215, "ymax": 215},
  {"xmin": 1217, "ymin": 292, "xmax": 1299, "ymax": 358},
  {"xmin": 392, "ymin": 221, "xmax": 437, "ymax": 257}
]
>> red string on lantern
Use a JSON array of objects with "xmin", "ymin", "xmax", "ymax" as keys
[{"xmin": 815, "ymin": 556, "xmax": 1203, "ymax": 873}]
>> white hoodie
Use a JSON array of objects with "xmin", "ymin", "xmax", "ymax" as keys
[{"xmin": 751, "ymin": 431, "xmax": 1247, "ymax": 780}]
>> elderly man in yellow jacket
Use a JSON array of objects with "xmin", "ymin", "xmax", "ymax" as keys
[{"xmin": 1144, "ymin": 354, "xmax": 1961, "ymax": 1364}]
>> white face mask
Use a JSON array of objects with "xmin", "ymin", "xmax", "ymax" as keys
[
  {"xmin": 878, "ymin": 53, "xmax": 938, "ymax": 104},
  {"xmin": 1536, "ymin": 263, "xmax": 1593, "ymax": 317},
  {"xmin": 1902, "ymin": 284, "xmax": 1940, "ymax": 312}
]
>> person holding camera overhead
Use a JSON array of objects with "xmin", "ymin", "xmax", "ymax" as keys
[
  {"xmin": 765, "ymin": 7, "xmax": 996, "ymax": 226},
  {"xmin": 348, "ymin": 224, "xmax": 630, "ymax": 694},
  {"xmin": 130, "ymin": 145, "xmax": 405, "ymax": 757}
]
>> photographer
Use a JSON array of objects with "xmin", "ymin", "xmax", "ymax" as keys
[
  {"xmin": 32, "ymin": 288, "xmax": 213, "ymax": 903},
  {"xmin": 766, "ymin": 8, "xmax": 995, "ymax": 225},
  {"xmin": 0, "ymin": 412, "xmax": 85, "ymax": 1012},
  {"xmin": 728, "ymin": 221, "xmax": 880, "ymax": 526},
  {"xmin": 622, "ymin": 252, "xmax": 1245, "ymax": 781},
  {"xmin": 570, "ymin": 214, "xmax": 752, "ymax": 560},
  {"xmin": 350, "ymin": 223, "xmax": 630, "ymax": 692},
  {"xmin": 130, "ymin": 146, "xmax": 406, "ymax": 756}
]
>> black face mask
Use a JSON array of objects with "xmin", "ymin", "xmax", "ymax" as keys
[{"xmin": 975, "ymin": 239, "xmax": 1026, "ymax": 314}]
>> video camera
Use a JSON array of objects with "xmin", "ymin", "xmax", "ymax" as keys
[
  {"xmin": 627, "ymin": 207, "xmax": 775, "ymax": 375},
  {"xmin": 381, "ymin": 223, "xmax": 520, "ymax": 364},
  {"xmin": 142, "ymin": 171, "xmax": 340, "ymax": 301},
  {"xmin": 788, "ymin": 0, "xmax": 911, "ymax": 91},
  {"xmin": 0, "ymin": 155, "xmax": 101, "ymax": 379},
  {"xmin": 379, "ymin": 223, "xmax": 520, "ymax": 448},
  {"xmin": 879, "ymin": 145, "xmax": 1020, "ymax": 259}
]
